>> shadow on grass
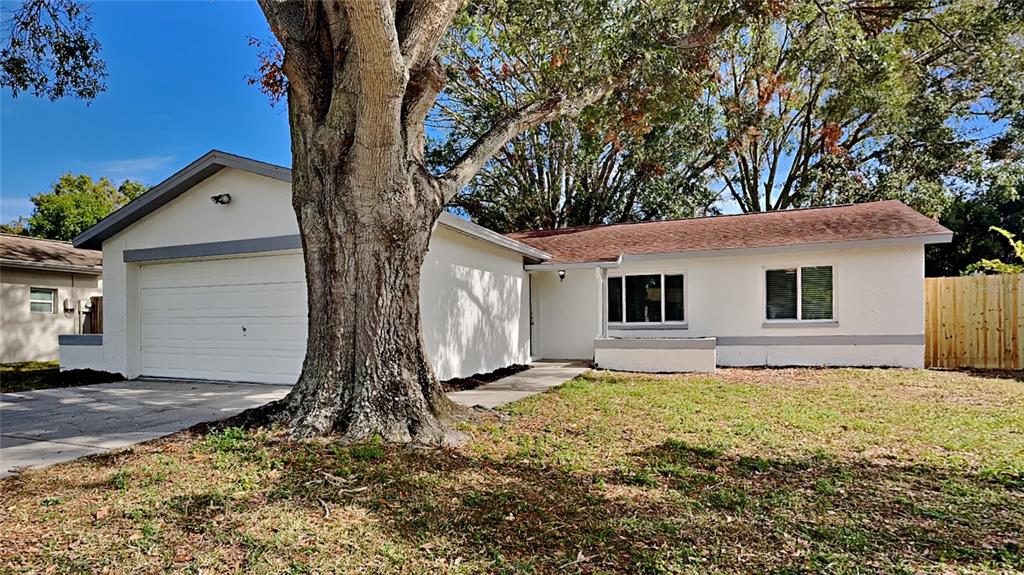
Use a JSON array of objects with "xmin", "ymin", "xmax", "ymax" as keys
[{"xmin": 232, "ymin": 436, "xmax": 1023, "ymax": 574}]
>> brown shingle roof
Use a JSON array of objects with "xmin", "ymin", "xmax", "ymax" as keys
[
  {"xmin": 0, "ymin": 233, "xmax": 102, "ymax": 273},
  {"xmin": 507, "ymin": 200, "xmax": 951, "ymax": 264}
]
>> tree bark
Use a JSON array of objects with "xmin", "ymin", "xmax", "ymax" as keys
[
  {"xmin": 281, "ymin": 132, "xmax": 461, "ymax": 444},
  {"xmin": 253, "ymin": 0, "xmax": 753, "ymax": 443}
]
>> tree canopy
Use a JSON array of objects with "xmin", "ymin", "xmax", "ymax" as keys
[
  {"xmin": 6, "ymin": 173, "xmax": 147, "ymax": 241},
  {"xmin": 427, "ymin": 1, "xmax": 733, "ymax": 231},
  {"xmin": 711, "ymin": 0, "xmax": 1023, "ymax": 215}
]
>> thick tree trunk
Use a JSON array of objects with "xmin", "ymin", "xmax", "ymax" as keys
[
  {"xmin": 277, "ymin": 114, "xmax": 464, "ymax": 445},
  {"xmin": 253, "ymin": 0, "xmax": 748, "ymax": 443}
]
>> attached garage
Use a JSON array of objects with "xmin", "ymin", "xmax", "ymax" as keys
[
  {"xmin": 70, "ymin": 151, "xmax": 549, "ymax": 384},
  {"xmin": 139, "ymin": 253, "xmax": 307, "ymax": 384}
]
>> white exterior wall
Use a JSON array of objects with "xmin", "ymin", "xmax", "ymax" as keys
[
  {"xmin": 531, "ymin": 268, "xmax": 602, "ymax": 360},
  {"xmin": 533, "ymin": 243, "xmax": 927, "ymax": 368},
  {"xmin": 420, "ymin": 225, "xmax": 532, "ymax": 379},
  {"xmin": 100, "ymin": 169, "xmax": 299, "ymax": 378},
  {"xmin": 59, "ymin": 343, "xmax": 104, "ymax": 371},
  {"xmin": 0, "ymin": 266, "xmax": 102, "ymax": 363},
  {"xmin": 97, "ymin": 168, "xmax": 531, "ymax": 382}
]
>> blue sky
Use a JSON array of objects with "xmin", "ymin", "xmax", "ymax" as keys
[{"xmin": 1, "ymin": 0, "xmax": 291, "ymax": 221}]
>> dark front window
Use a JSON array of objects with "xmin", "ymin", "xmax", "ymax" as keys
[
  {"xmin": 765, "ymin": 269, "xmax": 797, "ymax": 319},
  {"xmin": 665, "ymin": 275, "xmax": 684, "ymax": 321},
  {"xmin": 765, "ymin": 266, "xmax": 834, "ymax": 321},
  {"xmin": 608, "ymin": 276, "xmax": 623, "ymax": 323},
  {"xmin": 801, "ymin": 266, "xmax": 834, "ymax": 320},
  {"xmin": 608, "ymin": 273, "xmax": 686, "ymax": 324},
  {"xmin": 626, "ymin": 275, "xmax": 662, "ymax": 322}
]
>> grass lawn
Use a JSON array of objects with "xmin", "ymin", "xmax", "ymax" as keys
[
  {"xmin": 0, "ymin": 361, "xmax": 123, "ymax": 393},
  {"xmin": 1, "ymin": 368, "xmax": 1021, "ymax": 574}
]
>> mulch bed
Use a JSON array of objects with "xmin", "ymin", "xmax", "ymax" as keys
[{"xmin": 440, "ymin": 364, "xmax": 531, "ymax": 392}]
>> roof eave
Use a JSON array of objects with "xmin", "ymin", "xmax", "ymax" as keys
[
  {"xmin": 0, "ymin": 259, "xmax": 102, "ymax": 275},
  {"xmin": 529, "ymin": 233, "xmax": 954, "ymax": 266},
  {"xmin": 524, "ymin": 255, "xmax": 622, "ymax": 270},
  {"xmin": 436, "ymin": 212, "xmax": 551, "ymax": 261}
]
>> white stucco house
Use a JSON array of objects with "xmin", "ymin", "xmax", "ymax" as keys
[{"xmin": 61, "ymin": 150, "xmax": 952, "ymax": 383}]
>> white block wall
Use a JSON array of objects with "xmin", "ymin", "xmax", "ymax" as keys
[
  {"xmin": 97, "ymin": 168, "xmax": 532, "ymax": 382},
  {"xmin": 533, "ymin": 243, "xmax": 926, "ymax": 368}
]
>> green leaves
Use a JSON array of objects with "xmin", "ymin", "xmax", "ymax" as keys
[
  {"xmin": 20, "ymin": 173, "xmax": 148, "ymax": 241},
  {"xmin": 434, "ymin": 0, "xmax": 742, "ymax": 229},
  {"xmin": 0, "ymin": 0, "xmax": 107, "ymax": 101}
]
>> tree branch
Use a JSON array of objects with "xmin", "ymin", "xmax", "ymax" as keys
[
  {"xmin": 341, "ymin": 0, "xmax": 407, "ymax": 157},
  {"xmin": 438, "ymin": 1, "xmax": 761, "ymax": 203},
  {"xmin": 397, "ymin": 0, "xmax": 462, "ymax": 71},
  {"xmin": 438, "ymin": 83, "xmax": 615, "ymax": 201}
]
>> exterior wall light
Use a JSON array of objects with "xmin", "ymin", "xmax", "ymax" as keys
[
  {"xmin": 210, "ymin": 193, "xmax": 232, "ymax": 205},
  {"xmin": 558, "ymin": 270, "xmax": 566, "ymax": 282}
]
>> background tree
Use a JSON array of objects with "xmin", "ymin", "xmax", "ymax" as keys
[
  {"xmin": 430, "ymin": 9, "xmax": 724, "ymax": 232},
  {"xmin": 16, "ymin": 173, "xmax": 148, "ymax": 241},
  {"xmin": 711, "ymin": 0, "xmax": 1023, "ymax": 215},
  {"xmin": 963, "ymin": 227, "xmax": 1024, "ymax": 274},
  {"xmin": 0, "ymin": 0, "xmax": 772, "ymax": 443},
  {"xmin": 0, "ymin": 217, "xmax": 29, "ymax": 236}
]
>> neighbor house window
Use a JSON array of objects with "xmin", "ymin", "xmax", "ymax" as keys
[
  {"xmin": 608, "ymin": 274, "xmax": 685, "ymax": 323},
  {"xmin": 765, "ymin": 266, "xmax": 833, "ymax": 321},
  {"xmin": 30, "ymin": 288, "xmax": 56, "ymax": 314}
]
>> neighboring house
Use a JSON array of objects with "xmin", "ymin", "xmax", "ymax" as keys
[
  {"xmin": 0, "ymin": 234, "xmax": 102, "ymax": 364},
  {"xmin": 63, "ymin": 150, "xmax": 951, "ymax": 383}
]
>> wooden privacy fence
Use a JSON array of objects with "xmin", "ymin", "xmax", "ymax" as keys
[{"xmin": 925, "ymin": 274, "xmax": 1023, "ymax": 369}]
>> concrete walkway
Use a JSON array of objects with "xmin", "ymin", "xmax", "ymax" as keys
[
  {"xmin": 0, "ymin": 360, "xmax": 589, "ymax": 476},
  {"xmin": 447, "ymin": 359, "xmax": 590, "ymax": 408}
]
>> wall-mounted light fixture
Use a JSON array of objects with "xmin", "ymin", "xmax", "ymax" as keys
[
  {"xmin": 210, "ymin": 193, "xmax": 232, "ymax": 205},
  {"xmin": 558, "ymin": 270, "xmax": 566, "ymax": 283}
]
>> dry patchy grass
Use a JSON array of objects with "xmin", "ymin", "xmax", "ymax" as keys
[{"xmin": 1, "ymin": 368, "xmax": 1022, "ymax": 574}]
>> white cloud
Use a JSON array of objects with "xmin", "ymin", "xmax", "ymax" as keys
[{"xmin": 95, "ymin": 155, "xmax": 176, "ymax": 181}]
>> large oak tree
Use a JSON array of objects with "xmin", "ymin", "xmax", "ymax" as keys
[{"xmin": 2, "ymin": 0, "xmax": 766, "ymax": 443}]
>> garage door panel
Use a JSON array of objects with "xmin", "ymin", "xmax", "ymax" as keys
[
  {"xmin": 141, "ymin": 285, "xmax": 307, "ymax": 318},
  {"xmin": 140, "ymin": 254, "xmax": 307, "ymax": 384}
]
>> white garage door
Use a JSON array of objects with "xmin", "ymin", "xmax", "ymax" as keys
[{"xmin": 139, "ymin": 253, "xmax": 307, "ymax": 384}]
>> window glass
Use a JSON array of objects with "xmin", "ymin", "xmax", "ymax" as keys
[
  {"xmin": 665, "ymin": 275, "xmax": 684, "ymax": 321},
  {"xmin": 765, "ymin": 269, "xmax": 797, "ymax": 319},
  {"xmin": 30, "ymin": 288, "xmax": 55, "ymax": 313},
  {"xmin": 608, "ymin": 276, "xmax": 623, "ymax": 323},
  {"xmin": 625, "ymin": 275, "xmax": 662, "ymax": 322},
  {"xmin": 801, "ymin": 266, "xmax": 833, "ymax": 320}
]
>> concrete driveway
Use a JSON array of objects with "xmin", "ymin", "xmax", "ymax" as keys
[{"xmin": 0, "ymin": 380, "xmax": 288, "ymax": 477}]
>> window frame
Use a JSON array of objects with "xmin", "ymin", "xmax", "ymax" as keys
[
  {"xmin": 763, "ymin": 264, "xmax": 836, "ymax": 324},
  {"xmin": 29, "ymin": 287, "xmax": 57, "ymax": 314},
  {"xmin": 608, "ymin": 272, "xmax": 687, "ymax": 326}
]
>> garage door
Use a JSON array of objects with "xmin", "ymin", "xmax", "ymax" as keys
[{"xmin": 139, "ymin": 253, "xmax": 307, "ymax": 384}]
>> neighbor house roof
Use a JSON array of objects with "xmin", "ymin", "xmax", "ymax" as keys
[
  {"xmin": 72, "ymin": 150, "xmax": 550, "ymax": 261},
  {"xmin": 0, "ymin": 233, "xmax": 102, "ymax": 274},
  {"xmin": 507, "ymin": 200, "xmax": 952, "ymax": 264}
]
